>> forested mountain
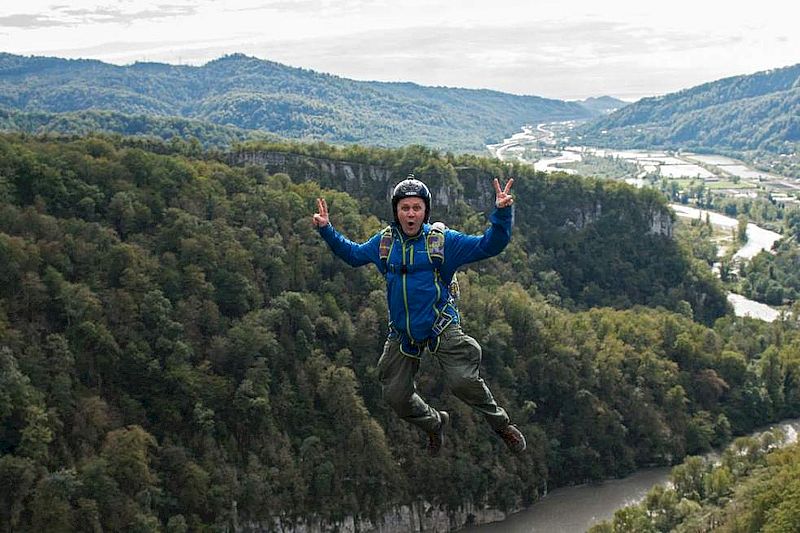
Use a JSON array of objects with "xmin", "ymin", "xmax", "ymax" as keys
[
  {"xmin": 578, "ymin": 63, "xmax": 800, "ymax": 154},
  {"xmin": 3, "ymin": 132, "xmax": 800, "ymax": 531},
  {"xmin": 575, "ymin": 95, "xmax": 628, "ymax": 115},
  {"xmin": 0, "ymin": 107, "xmax": 277, "ymax": 148},
  {"xmin": 0, "ymin": 53, "xmax": 598, "ymax": 151}
]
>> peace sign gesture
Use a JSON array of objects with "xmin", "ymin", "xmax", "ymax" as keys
[
  {"xmin": 494, "ymin": 178, "xmax": 514, "ymax": 208},
  {"xmin": 312, "ymin": 197, "xmax": 330, "ymax": 228}
]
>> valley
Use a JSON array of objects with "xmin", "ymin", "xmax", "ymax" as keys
[
  {"xmin": 489, "ymin": 122, "xmax": 797, "ymax": 322},
  {"xmin": 489, "ymin": 122, "xmax": 800, "ymax": 205}
]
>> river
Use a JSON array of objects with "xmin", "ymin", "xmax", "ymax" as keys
[
  {"xmin": 669, "ymin": 204, "xmax": 782, "ymax": 261},
  {"xmin": 669, "ymin": 204, "xmax": 783, "ymax": 321},
  {"xmin": 464, "ymin": 418, "xmax": 800, "ymax": 532}
]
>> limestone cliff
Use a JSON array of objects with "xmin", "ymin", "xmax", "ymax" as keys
[{"xmin": 228, "ymin": 149, "xmax": 674, "ymax": 238}]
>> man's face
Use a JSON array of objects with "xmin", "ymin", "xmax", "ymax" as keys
[{"xmin": 396, "ymin": 197, "xmax": 426, "ymax": 236}]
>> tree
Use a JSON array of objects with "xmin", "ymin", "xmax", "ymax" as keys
[
  {"xmin": 703, "ymin": 465, "xmax": 733, "ymax": 503},
  {"xmin": 737, "ymin": 214, "xmax": 749, "ymax": 244},
  {"xmin": 608, "ymin": 505, "xmax": 656, "ymax": 532},
  {"xmin": 0, "ymin": 455, "xmax": 37, "ymax": 532},
  {"xmin": 670, "ymin": 456, "xmax": 709, "ymax": 501},
  {"xmin": 29, "ymin": 469, "xmax": 81, "ymax": 533},
  {"xmin": 100, "ymin": 425, "xmax": 158, "ymax": 497},
  {"xmin": 759, "ymin": 347, "xmax": 785, "ymax": 418},
  {"xmin": 3, "ymin": 132, "xmax": 800, "ymax": 529}
]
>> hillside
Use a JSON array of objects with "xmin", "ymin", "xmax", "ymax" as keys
[
  {"xmin": 0, "ymin": 106, "xmax": 277, "ymax": 148},
  {"xmin": 0, "ymin": 52, "xmax": 599, "ymax": 151},
  {"xmin": 578, "ymin": 63, "xmax": 800, "ymax": 154},
  {"xmin": 5, "ymin": 133, "xmax": 800, "ymax": 532}
]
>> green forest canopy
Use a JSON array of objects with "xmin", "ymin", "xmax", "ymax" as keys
[{"xmin": 1, "ymin": 133, "xmax": 799, "ymax": 531}]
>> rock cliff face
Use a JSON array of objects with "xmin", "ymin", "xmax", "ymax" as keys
[
  {"xmin": 230, "ymin": 150, "xmax": 395, "ymax": 198},
  {"xmin": 560, "ymin": 202, "xmax": 603, "ymax": 231},
  {"xmin": 247, "ymin": 500, "xmax": 510, "ymax": 532},
  {"xmin": 228, "ymin": 149, "xmax": 673, "ymax": 238},
  {"xmin": 228, "ymin": 149, "xmax": 493, "ymax": 221},
  {"xmin": 648, "ymin": 207, "xmax": 674, "ymax": 237}
]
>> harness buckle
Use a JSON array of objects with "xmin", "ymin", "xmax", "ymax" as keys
[{"xmin": 431, "ymin": 310, "xmax": 455, "ymax": 337}]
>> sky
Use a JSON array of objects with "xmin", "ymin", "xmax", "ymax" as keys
[{"xmin": 1, "ymin": 0, "xmax": 798, "ymax": 101}]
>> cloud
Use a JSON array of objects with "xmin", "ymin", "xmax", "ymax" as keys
[
  {"xmin": 55, "ymin": 4, "xmax": 199, "ymax": 25},
  {"xmin": 245, "ymin": 21, "xmax": 742, "ymax": 98},
  {"xmin": 230, "ymin": 0, "xmax": 325, "ymax": 12},
  {"xmin": 0, "ymin": 13, "xmax": 66, "ymax": 28},
  {"xmin": 34, "ymin": 17, "xmax": 747, "ymax": 99},
  {"xmin": 207, "ymin": 0, "xmax": 377, "ymax": 22},
  {"xmin": 265, "ymin": 21, "xmax": 734, "ymax": 69},
  {"xmin": 0, "ymin": 4, "xmax": 200, "ymax": 29}
]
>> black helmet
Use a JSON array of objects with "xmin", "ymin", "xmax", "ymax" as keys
[{"xmin": 391, "ymin": 176, "xmax": 431, "ymax": 224}]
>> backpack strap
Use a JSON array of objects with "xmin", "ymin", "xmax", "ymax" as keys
[
  {"xmin": 427, "ymin": 224, "xmax": 445, "ymax": 269},
  {"xmin": 430, "ymin": 222, "xmax": 460, "ymax": 301},
  {"xmin": 379, "ymin": 225, "xmax": 394, "ymax": 275},
  {"xmin": 380, "ymin": 224, "xmax": 446, "ymax": 275}
]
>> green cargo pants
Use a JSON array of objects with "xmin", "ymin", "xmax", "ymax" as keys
[{"xmin": 377, "ymin": 324, "xmax": 510, "ymax": 434}]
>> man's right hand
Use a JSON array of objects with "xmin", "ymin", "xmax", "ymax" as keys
[{"xmin": 312, "ymin": 197, "xmax": 329, "ymax": 228}]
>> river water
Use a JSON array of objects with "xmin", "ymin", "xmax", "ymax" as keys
[
  {"xmin": 669, "ymin": 204, "xmax": 782, "ymax": 261},
  {"xmin": 669, "ymin": 204, "xmax": 783, "ymax": 321},
  {"xmin": 464, "ymin": 418, "xmax": 800, "ymax": 532},
  {"xmin": 463, "ymin": 467, "xmax": 671, "ymax": 532}
]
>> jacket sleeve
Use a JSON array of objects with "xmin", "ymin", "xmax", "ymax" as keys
[
  {"xmin": 317, "ymin": 223, "xmax": 381, "ymax": 267},
  {"xmin": 445, "ymin": 206, "xmax": 513, "ymax": 267}
]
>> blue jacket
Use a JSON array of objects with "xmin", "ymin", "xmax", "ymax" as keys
[{"xmin": 318, "ymin": 206, "xmax": 514, "ymax": 345}]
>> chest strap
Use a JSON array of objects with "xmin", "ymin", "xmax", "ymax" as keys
[{"xmin": 386, "ymin": 263, "xmax": 437, "ymax": 274}]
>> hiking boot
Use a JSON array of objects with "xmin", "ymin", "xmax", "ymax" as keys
[
  {"xmin": 427, "ymin": 410, "xmax": 450, "ymax": 457},
  {"xmin": 496, "ymin": 424, "xmax": 526, "ymax": 453}
]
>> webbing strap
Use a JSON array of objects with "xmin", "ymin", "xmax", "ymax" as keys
[
  {"xmin": 379, "ymin": 226, "xmax": 393, "ymax": 275},
  {"xmin": 389, "ymin": 309, "xmax": 454, "ymax": 357},
  {"xmin": 386, "ymin": 263, "xmax": 437, "ymax": 274},
  {"xmin": 427, "ymin": 229, "xmax": 444, "ymax": 261}
]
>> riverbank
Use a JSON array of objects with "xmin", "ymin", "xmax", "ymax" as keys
[{"xmin": 464, "ymin": 418, "xmax": 800, "ymax": 532}]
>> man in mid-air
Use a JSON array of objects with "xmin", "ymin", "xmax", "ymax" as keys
[{"xmin": 313, "ymin": 176, "xmax": 526, "ymax": 456}]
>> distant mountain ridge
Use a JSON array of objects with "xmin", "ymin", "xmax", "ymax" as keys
[
  {"xmin": 578, "ymin": 63, "xmax": 800, "ymax": 153},
  {"xmin": 576, "ymin": 95, "xmax": 627, "ymax": 115},
  {"xmin": 0, "ymin": 52, "xmax": 608, "ymax": 150}
]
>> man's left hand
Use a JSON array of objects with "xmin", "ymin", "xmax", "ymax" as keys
[{"xmin": 494, "ymin": 178, "xmax": 514, "ymax": 208}]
